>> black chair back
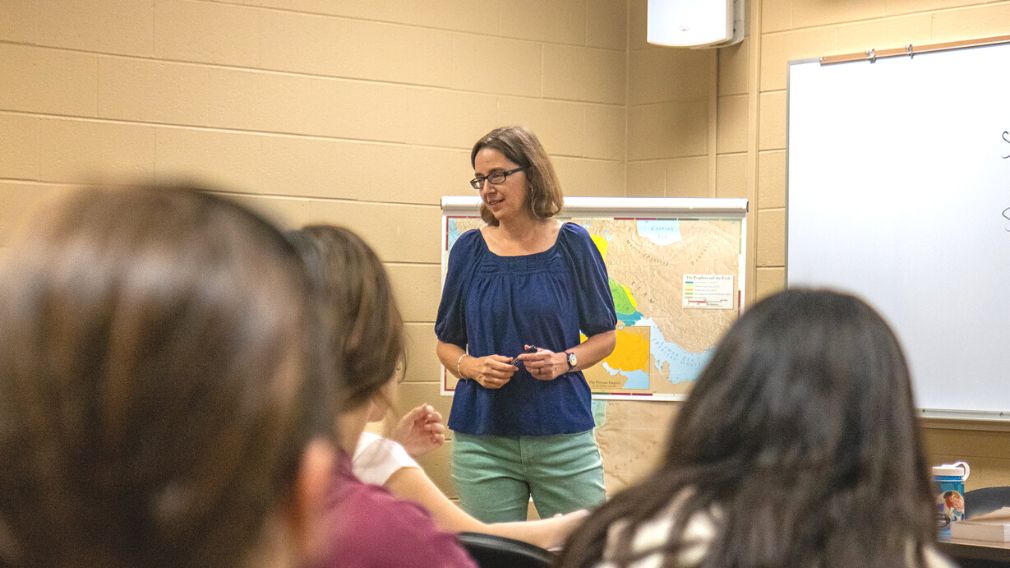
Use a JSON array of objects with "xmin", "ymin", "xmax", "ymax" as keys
[
  {"xmin": 964, "ymin": 486, "xmax": 1010, "ymax": 519},
  {"xmin": 456, "ymin": 532, "xmax": 554, "ymax": 568}
]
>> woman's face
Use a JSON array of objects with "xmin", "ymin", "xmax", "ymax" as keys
[{"xmin": 474, "ymin": 147, "xmax": 529, "ymax": 223}]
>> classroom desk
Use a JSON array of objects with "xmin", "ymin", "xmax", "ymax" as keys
[{"xmin": 938, "ymin": 536, "xmax": 1010, "ymax": 567}]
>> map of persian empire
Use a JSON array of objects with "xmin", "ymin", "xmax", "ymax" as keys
[
  {"xmin": 446, "ymin": 216, "xmax": 743, "ymax": 399},
  {"xmin": 445, "ymin": 212, "xmax": 745, "ymax": 494}
]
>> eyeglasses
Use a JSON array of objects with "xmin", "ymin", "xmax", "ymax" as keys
[{"xmin": 469, "ymin": 166, "xmax": 527, "ymax": 190}]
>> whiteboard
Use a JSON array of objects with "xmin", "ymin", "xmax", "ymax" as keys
[{"xmin": 787, "ymin": 42, "xmax": 1010, "ymax": 420}]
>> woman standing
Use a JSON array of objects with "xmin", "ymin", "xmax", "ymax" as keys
[{"xmin": 435, "ymin": 125, "xmax": 618, "ymax": 523}]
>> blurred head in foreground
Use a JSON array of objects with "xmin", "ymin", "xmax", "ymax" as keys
[{"xmin": 0, "ymin": 185, "xmax": 335, "ymax": 568}]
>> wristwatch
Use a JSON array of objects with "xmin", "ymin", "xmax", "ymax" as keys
[{"xmin": 565, "ymin": 351, "xmax": 577, "ymax": 370}]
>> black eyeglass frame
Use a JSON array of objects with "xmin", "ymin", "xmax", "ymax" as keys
[{"xmin": 469, "ymin": 166, "xmax": 527, "ymax": 190}]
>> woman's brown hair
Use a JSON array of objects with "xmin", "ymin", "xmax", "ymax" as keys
[
  {"xmin": 0, "ymin": 185, "xmax": 328, "ymax": 568},
  {"xmin": 471, "ymin": 125, "xmax": 564, "ymax": 226},
  {"xmin": 288, "ymin": 225, "xmax": 405, "ymax": 413}
]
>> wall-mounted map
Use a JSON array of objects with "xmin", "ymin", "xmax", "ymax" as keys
[
  {"xmin": 441, "ymin": 197, "xmax": 748, "ymax": 401},
  {"xmin": 440, "ymin": 197, "xmax": 748, "ymax": 494}
]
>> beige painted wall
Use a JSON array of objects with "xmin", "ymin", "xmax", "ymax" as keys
[
  {"xmin": 0, "ymin": 0, "xmax": 630, "ymax": 497},
  {"xmin": 2, "ymin": 0, "xmax": 1010, "ymax": 498}
]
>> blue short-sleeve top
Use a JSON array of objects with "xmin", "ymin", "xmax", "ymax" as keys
[{"xmin": 435, "ymin": 222, "xmax": 617, "ymax": 436}]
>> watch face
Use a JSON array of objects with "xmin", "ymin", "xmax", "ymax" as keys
[{"xmin": 567, "ymin": 352, "xmax": 577, "ymax": 368}]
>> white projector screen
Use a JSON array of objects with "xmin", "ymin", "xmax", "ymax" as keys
[{"xmin": 787, "ymin": 41, "xmax": 1010, "ymax": 420}]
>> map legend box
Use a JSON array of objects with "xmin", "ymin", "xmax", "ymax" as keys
[{"xmin": 683, "ymin": 274, "xmax": 734, "ymax": 309}]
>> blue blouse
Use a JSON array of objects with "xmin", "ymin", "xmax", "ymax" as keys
[{"xmin": 435, "ymin": 222, "xmax": 617, "ymax": 436}]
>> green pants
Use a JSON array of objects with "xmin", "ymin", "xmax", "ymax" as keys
[{"xmin": 452, "ymin": 430, "xmax": 605, "ymax": 522}]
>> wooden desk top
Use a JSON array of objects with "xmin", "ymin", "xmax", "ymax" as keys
[{"xmin": 938, "ymin": 536, "xmax": 1010, "ymax": 565}]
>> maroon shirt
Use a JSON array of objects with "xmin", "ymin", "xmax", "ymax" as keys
[{"xmin": 320, "ymin": 453, "xmax": 477, "ymax": 568}]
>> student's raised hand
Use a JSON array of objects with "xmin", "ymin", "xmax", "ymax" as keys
[
  {"xmin": 391, "ymin": 404, "xmax": 446, "ymax": 458},
  {"xmin": 465, "ymin": 354, "xmax": 516, "ymax": 389},
  {"xmin": 543, "ymin": 509, "xmax": 591, "ymax": 550}
]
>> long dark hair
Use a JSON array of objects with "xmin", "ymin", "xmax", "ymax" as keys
[
  {"xmin": 558, "ymin": 289, "xmax": 935, "ymax": 568},
  {"xmin": 0, "ymin": 185, "xmax": 328, "ymax": 568},
  {"xmin": 288, "ymin": 225, "xmax": 405, "ymax": 413}
]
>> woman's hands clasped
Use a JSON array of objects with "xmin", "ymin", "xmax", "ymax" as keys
[
  {"xmin": 463, "ymin": 346, "xmax": 569, "ymax": 389},
  {"xmin": 464, "ymin": 354, "xmax": 517, "ymax": 389},
  {"xmin": 516, "ymin": 346, "xmax": 567, "ymax": 381}
]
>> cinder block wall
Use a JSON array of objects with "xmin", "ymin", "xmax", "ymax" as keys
[
  {"xmin": 0, "ymin": 0, "xmax": 631, "ymax": 497},
  {"xmin": 606, "ymin": 0, "xmax": 1010, "ymax": 491},
  {"xmin": 596, "ymin": 0, "xmax": 1010, "ymax": 494},
  {"xmin": 3, "ymin": 0, "xmax": 1010, "ymax": 499}
]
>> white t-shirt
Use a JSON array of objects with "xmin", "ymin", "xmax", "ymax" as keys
[{"xmin": 352, "ymin": 431, "xmax": 420, "ymax": 486}]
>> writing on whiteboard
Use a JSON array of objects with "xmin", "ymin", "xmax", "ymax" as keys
[{"xmin": 1003, "ymin": 131, "xmax": 1010, "ymax": 231}]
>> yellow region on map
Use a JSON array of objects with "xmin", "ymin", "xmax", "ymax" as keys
[
  {"xmin": 590, "ymin": 234, "xmax": 609, "ymax": 258},
  {"xmin": 583, "ymin": 325, "xmax": 650, "ymax": 391}
]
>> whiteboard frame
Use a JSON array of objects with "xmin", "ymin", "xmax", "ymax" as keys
[
  {"xmin": 785, "ymin": 44, "xmax": 1010, "ymax": 423},
  {"xmin": 439, "ymin": 196, "xmax": 750, "ymax": 399}
]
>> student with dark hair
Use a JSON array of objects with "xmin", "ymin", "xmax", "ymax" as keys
[
  {"xmin": 289, "ymin": 225, "xmax": 477, "ymax": 568},
  {"xmin": 557, "ymin": 289, "xmax": 955, "ymax": 568},
  {"xmin": 0, "ymin": 186, "xmax": 336, "ymax": 568}
]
